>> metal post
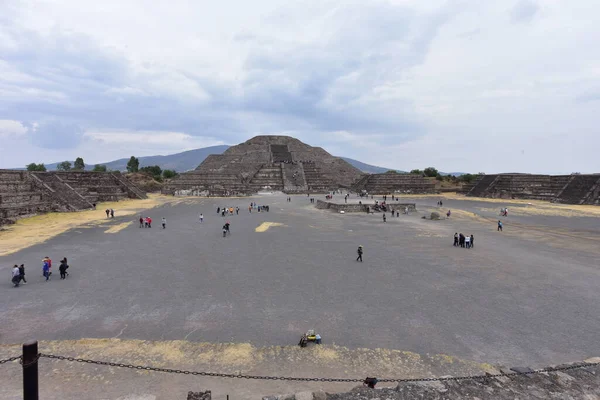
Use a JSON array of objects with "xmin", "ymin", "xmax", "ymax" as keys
[{"xmin": 22, "ymin": 341, "xmax": 39, "ymax": 400}]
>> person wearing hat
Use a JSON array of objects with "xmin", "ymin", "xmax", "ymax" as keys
[{"xmin": 356, "ymin": 245, "xmax": 363, "ymax": 262}]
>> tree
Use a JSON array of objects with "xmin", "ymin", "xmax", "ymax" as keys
[
  {"xmin": 410, "ymin": 169, "xmax": 423, "ymax": 175},
  {"xmin": 423, "ymin": 167, "xmax": 439, "ymax": 177},
  {"xmin": 57, "ymin": 161, "xmax": 72, "ymax": 171},
  {"xmin": 459, "ymin": 173, "xmax": 476, "ymax": 183},
  {"xmin": 127, "ymin": 156, "xmax": 139, "ymax": 173},
  {"xmin": 73, "ymin": 157, "xmax": 85, "ymax": 170},
  {"xmin": 140, "ymin": 165, "xmax": 162, "ymax": 177},
  {"xmin": 93, "ymin": 164, "xmax": 107, "ymax": 172},
  {"xmin": 26, "ymin": 163, "xmax": 47, "ymax": 172},
  {"xmin": 162, "ymin": 169, "xmax": 179, "ymax": 179}
]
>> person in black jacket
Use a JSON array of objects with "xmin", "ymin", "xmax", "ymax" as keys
[
  {"xmin": 59, "ymin": 258, "xmax": 69, "ymax": 279},
  {"xmin": 18, "ymin": 264, "xmax": 27, "ymax": 284},
  {"xmin": 356, "ymin": 245, "xmax": 363, "ymax": 262}
]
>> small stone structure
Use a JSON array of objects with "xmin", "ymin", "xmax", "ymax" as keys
[
  {"xmin": 352, "ymin": 172, "xmax": 437, "ymax": 195},
  {"xmin": 262, "ymin": 360, "xmax": 600, "ymax": 399},
  {"xmin": 316, "ymin": 200, "xmax": 416, "ymax": 213},
  {"xmin": 187, "ymin": 390, "xmax": 211, "ymax": 400},
  {"xmin": 163, "ymin": 136, "xmax": 364, "ymax": 196},
  {"xmin": 467, "ymin": 173, "xmax": 600, "ymax": 204},
  {"xmin": 0, "ymin": 170, "xmax": 147, "ymax": 225}
]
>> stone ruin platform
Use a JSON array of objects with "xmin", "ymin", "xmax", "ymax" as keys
[
  {"xmin": 466, "ymin": 173, "xmax": 600, "ymax": 205},
  {"xmin": 0, "ymin": 170, "xmax": 147, "ymax": 225},
  {"xmin": 352, "ymin": 171, "xmax": 437, "ymax": 195}
]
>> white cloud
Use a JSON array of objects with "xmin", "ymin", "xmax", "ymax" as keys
[
  {"xmin": 0, "ymin": 0, "xmax": 599, "ymax": 173},
  {"xmin": 0, "ymin": 119, "xmax": 28, "ymax": 137}
]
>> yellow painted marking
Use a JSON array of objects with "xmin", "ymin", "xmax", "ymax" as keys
[
  {"xmin": 255, "ymin": 222, "xmax": 283, "ymax": 232},
  {"xmin": 104, "ymin": 221, "xmax": 133, "ymax": 234}
]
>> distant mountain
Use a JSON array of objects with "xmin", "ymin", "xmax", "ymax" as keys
[
  {"xmin": 27, "ymin": 146, "xmax": 404, "ymax": 174},
  {"xmin": 339, "ymin": 158, "xmax": 404, "ymax": 174},
  {"xmin": 43, "ymin": 145, "xmax": 230, "ymax": 172}
]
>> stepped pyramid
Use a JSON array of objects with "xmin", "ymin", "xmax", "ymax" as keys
[{"xmin": 163, "ymin": 136, "xmax": 364, "ymax": 195}]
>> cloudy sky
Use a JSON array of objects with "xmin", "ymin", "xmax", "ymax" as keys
[{"xmin": 1, "ymin": 0, "xmax": 599, "ymax": 173}]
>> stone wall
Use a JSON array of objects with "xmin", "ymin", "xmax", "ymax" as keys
[
  {"xmin": 262, "ymin": 360, "xmax": 600, "ymax": 400},
  {"xmin": 316, "ymin": 200, "xmax": 416, "ymax": 213},
  {"xmin": 0, "ymin": 170, "xmax": 147, "ymax": 225}
]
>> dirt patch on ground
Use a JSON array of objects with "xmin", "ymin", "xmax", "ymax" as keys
[{"xmin": 0, "ymin": 194, "xmax": 190, "ymax": 256}]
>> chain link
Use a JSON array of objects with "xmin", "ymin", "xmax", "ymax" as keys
[
  {"xmin": 37, "ymin": 353, "xmax": 599, "ymax": 383},
  {"xmin": 0, "ymin": 355, "xmax": 21, "ymax": 365}
]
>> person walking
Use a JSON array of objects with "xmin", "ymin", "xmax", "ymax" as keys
[
  {"xmin": 465, "ymin": 235, "xmax": 471, "ymax": 249},
  {"xmin": 147, "ymin": 217, "xmax": 152, "ymax": 228},
  {"xmin": 59, "ymin": 258, "xmax": 69, "ymax": 279},
  {"xmin": 217, "ymin": 207, "xmax": 220, "ymax": 214},
  {"xmin": 110, "ymin": 209, "xmax": 115, "ymax": 218},
  {"xmin": 453, "ymin": 232, "xmax": 459, "ymax": 246},
  {"xmin": 42, "ymin": 257, "xmax": 51, "ymax": 281},
  {"xmin": 470, "ymin": 234, "xmax": 474, "ymax": 248},
  {"xmin": 162, "ymin": 217, "xmax": 166, "ymax": 229},
  {"xmin": 199, "ymin": 213, "xmax": 204, "ymax": 223},
  {"xmin": 383, "ymin": 213, "xmax": 386, "ymax": 223},
  {"xmin": 356, "ymin": 245, "xmax": 363, "ymax": 262},
  {"xmin": 498, "ymin": 220, "xmax": 503, "ymax": 232},
  {"xmin": 459, "ymin": 233, "xmax": 465, "ymax": 248},
  {"xmin": 139, "ymin": 217, "xmax": 144, "ymax": 228},
  {"xmin": 18, "ymin": 264, "xmax": 26, "ymax": 284},
  {"xmin": 105, "ymin": 209, "xmax": 110, "ymax": 218},
  {"xmin": 236, "ymin": 207, "xmax": 239, "ymax": 215},
  {"xmin": 12, "ymin": 265, "xmax": 21, "ymax": 287}
]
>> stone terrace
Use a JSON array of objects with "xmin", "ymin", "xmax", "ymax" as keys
[
  {"xmin": 0, "ymin": 170, "xmax": 146, "ymax": 225},
  {"xmin": 352, "ymin": 173, "xmax": 437, "ymax": 194}
]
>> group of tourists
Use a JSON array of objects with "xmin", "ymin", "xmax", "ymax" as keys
[
  {"xmin": 500, "ymin": 207, "xmax": 509, "ymax": 217},
  {"xmin": 453, "ymin": 233, "xmax": 474, "ymax": 248},
  {"xmin": 217, "ymin": 206, "xmax": 239, "ymax": 217},
  {"xmin": 105, "ymin": 209, "xmax": 115, "ymax": 218},
  {"xmin": 247, "ymin": 203, "xmax": 269, "ymax": 213},
  {"xmin": 11, "ymin": 256, "xmax": 70, "ymax": 287},
  {"xmin": 139, "ymin": 216, "xmax": 153, "ymax": 228}
]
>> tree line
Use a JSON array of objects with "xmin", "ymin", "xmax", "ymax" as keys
[
  {"xmin": 407, "ymin": 167, "xmax": 481, "ymax": 183},
  {"xmin": 26, "ymin": 156, "xmax": 178, "ymax": 181}
]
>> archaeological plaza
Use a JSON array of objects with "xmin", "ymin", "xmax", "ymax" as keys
[{"xmin": 1, "ymin": 136, "xmax": 600, "ymax": 399}]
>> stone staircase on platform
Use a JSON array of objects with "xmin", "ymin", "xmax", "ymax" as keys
[
  {"xmin": 30, "ymin": 172, "xmax": 95, "ymax": 210},
  {"xmin": 282, "ymin": 162, "xmax": 308, "ymax": 192},
  {"xmin": 53, "ymin": 172, "xmax": 143, "ymax": 203},
  {"xmin": 249, "ymin": 164, "xmax": 284, "ymax": 191},
  {"xmin": 484, "ymin": 175, "xmax": 571, "ymax": 201},
  {"xmin": 556, "ymin": 175, "xmax": 600, "ymax": 205},
  {"xmin": 466, "ymin": 174, "xmax": 498, "ymax": 197}
]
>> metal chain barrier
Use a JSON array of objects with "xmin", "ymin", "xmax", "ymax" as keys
[
  {"xmin": 0, "ymin": 355, "xmax": 22, "ymax": 365},
  {"xmin": 36, "ymin": 353, "xmax": 599, "ymax": 383}
]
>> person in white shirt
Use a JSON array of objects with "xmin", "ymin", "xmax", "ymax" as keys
[
  {"xmin": 465, "ymin": 235, "xmax": 471, "ymax": 249},
  {"xmin": 162, "ymin": 217, "xmax": 166, "ymax": 229},
  {"xmin": 12, "ymin": 265, "xmax": 21, "ymax": 287},
  {"xmin": 199, "ymin": 214, "xmax": 203, "ymax": 223}
]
